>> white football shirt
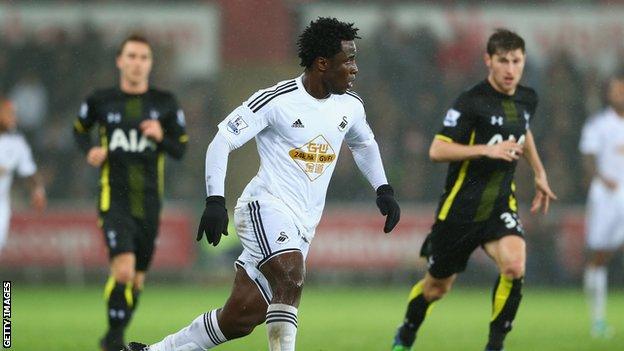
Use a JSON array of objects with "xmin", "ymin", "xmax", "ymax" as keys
[
  {"xmin": 579, "ymin": 107, "xmax": 624, "ymax": 185},
  {"xmin": 215, "ymin": 75, "xmax": 386, "ymax": 240},
  {"xmin": 0, "ymin": 132, "xmax": 36, "ymax": 245},
  {"xmin": 0, "ymin": 132, "xmax": 36, "ymax": 201}
]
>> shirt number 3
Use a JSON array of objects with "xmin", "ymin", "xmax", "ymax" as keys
[{"xmin": 500, "ymin": 212, "xmax": 523, "ymax": 233}]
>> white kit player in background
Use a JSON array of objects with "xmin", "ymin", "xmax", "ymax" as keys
[
  {"xmin": 128, "ymin": 17, "xmax": 400, "ymax": 351},
  {"xmin": 0, "ymin": 98, "xmax": 46, "ymax": 253},
  {"xmin": 579, "ymin": 72, "xmax": 624, "ymax": 339}
]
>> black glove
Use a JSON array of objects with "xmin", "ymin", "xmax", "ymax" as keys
[
  {"xmin": 376, "ymin": 184, "xmax": 400, "ymax": 233},
  {"xmin": 196, "ymin": 196, "xmax": 229, "ymax": 246}
]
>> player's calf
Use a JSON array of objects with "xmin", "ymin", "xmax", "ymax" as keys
[
  {"xmin": 101, "ymin": 277, "xmax": 136, "ymax": 350},
  {"xmin": 486, "ymin": 275, "xmax": 523, "ymax": 351},
  {"xmin": 214, "ymin": 269, "xmax": 269, "ymax": 339},
  {"xmin": 139, "ymin": 271, "xmax": 269, "ymax": 351},
  {"xmin": 219, "ymin": 301, "xmax": 267, "ymax": 339},
  {"xmin": 260, "ymin": 252, "xmax": 305, "ymax": 351},
  {"xmin": 392, "ymin": 275, "xmax": 455, "ymax": 350}
]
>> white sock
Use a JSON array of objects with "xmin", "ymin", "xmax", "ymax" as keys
[
  {"xmin": 266, "ymin": 303, "xmax": 298, "ymax": 351},
  {"xmin": 150, "ymin": 309, "xmax": 226, "ymax": 351},
  {"xmin": 584, "ymin": 266, "xmax": 607, "ymax": 324}
]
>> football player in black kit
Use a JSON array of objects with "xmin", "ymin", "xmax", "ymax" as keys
[
  {"xmin": 73, "ymin": 34, "xmax": 188, "ymax": 351},
  {"xmin": 391, "ymin": 29, "xmax": 556, "ymax": 351}
]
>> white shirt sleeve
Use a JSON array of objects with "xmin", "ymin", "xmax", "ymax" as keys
[
  {"xmin": 345, "ymin": 104, "xmax": 388, "ymax": 190},
  {"xmin": 217, "ymin": 100, "xmax": 272, "ymax": 149},
  {"xmin": 579, "ymin": 117, "xmax": 600, "ymax": 155},
  {"xmin": 16, "ymin": 136, "xmax": 37, "ymax": 177},
  {"xmin": 205, "ymin": 133, "xmax": 232, "ymax": 197},
  {"xmin": 206, "ymin": 99, "xmax": 272, "ymax": 197}
]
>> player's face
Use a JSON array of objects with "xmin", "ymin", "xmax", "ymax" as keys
[
  {"xmin": 0, "ymin": 101, "xmax": 16, "ymax": 131},
  {"xmin": 485, "ymin": 48, "xmax": 525, "ymax": 95},
  {"xmin": 324, "ymin": 40, "xmax": 358, "ymax": 95},
  {"xmin": 116, "ymin": 41, "xmax": 153, "ymax": 87},
  {"xmin": 607, "ymin": 79, "xmax": 624, "ymax": 112}
]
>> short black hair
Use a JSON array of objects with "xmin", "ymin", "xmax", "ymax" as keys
[
  {"xmin": 117, "ymin": 34, "xmax": 151, "ymax": 57},
  {"xmin": 486, "ymin": 28, "xmax": 525, "ymax": 56},
  {"xmin": 297, "ymin": 17, "xmax": 360, "ymax": 68}
]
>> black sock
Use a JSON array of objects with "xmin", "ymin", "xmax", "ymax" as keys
[
  {"xmin": 128, "ymin": 288, "xmax": 141, "ymax": 326},
  {"xmin": 132, "ymin": 288, "xmax": 141, "ymax": 312},
  {"xmin": 103, "ymin": 278, "xmax": 135, "ymax": 347},
  {"xmin": 396, "ymin": 280, "xmax": 432, "ymax": 347},
  {"xmin": 487, "ymin": 275, "xmax": 523, "ymax": 351}
]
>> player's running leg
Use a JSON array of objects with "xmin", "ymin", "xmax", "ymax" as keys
[
  {"xmin": 582, "ymin": 186, "xmax": 619, "ymax": 338},
  {"xmin": 483, "ymin": 235, "xmax": 525, "ymax": 351},
  {"xmin": 260, "ymin": 251, "xmax": 305, "ymax": 351},
  {"xmin": 584, "ymin": 250, "xmax": 614, "ymax": 338},
  {"xmin": 102, "ymin": 253, "xmax": 136, "ymax": 351},
  {"xmin": 143, "ymin": 267, "xmax": 267, "ymax": 350},
  {"xmin": 130, "ymin": 271, "xmax": 145, "ymax": 324},
  {"xmin": 392, "ymin": 273, "xmax": 456, "ymax": 350}
]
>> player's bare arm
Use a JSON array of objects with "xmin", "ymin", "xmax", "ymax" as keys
[
  {"xmin": 522, "ymin": 130, "xmax": 557, "ymax": 214},
  {"xmin": 429, "ymin": 138, "xmax": 523, "ymax": 163},
  {"xmin": 26, "ymin": 173, "xmax": 46, "ymax": 211}
]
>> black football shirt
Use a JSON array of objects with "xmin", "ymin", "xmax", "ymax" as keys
[
  {"xmin": 73, "ymin": 87, "xmax": 188, "ymax": 218},
  {"xmin": 434, "ymin": 80, "xmax": 538, "ymax": 223}
]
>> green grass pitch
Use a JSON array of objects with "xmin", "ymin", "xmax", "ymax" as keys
[{"xmin": 10, "ymin": 284, "xmax": 624, "ymax": 350}]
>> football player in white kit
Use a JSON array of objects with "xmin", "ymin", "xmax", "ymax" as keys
[
  {"xmin": 128, "ymin": 17, "xmax": 400, "ymax": 351},
  {"xmin": 579, "ymin": 72, "xmax": 624, "ymax": 338},
  {"xmin": 0, "ymin": 97, "xmax": 46, "ymax": 252}
]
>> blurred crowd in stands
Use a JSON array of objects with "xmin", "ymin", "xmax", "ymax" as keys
[{"xmin": 1, "ymin": 20, "xmax": 619, "ymax": 206}]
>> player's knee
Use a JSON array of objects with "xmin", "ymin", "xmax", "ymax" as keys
[
  {"xmin": 272, "ymin": 274, "xmax": 304, "ymax": 300},
  {"xmin": 112, "ymin": 266, "xmax": 135, "ymax": 283},
  {"xmin": 502, "ymin": 261, "xmax": 525, "ymax": 279},
  {"xmin": 423, "ymin": 282, "xmax": 451, "ymax": 302},
  {"xmin": 270, "ymin": 268, "xmax": 305, "ymax": 306}
]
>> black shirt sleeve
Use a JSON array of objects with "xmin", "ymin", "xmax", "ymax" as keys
[
  {"xmin": 72, "ymin": 95, "xmax": 98, "ymax": 154},
  {"xmin": 159, "ymin": 95, "xmax": 188, "ymax": 159},
  {"xmin": 436, "ymin": 91, "xmax": 477, "ymax": 143}
]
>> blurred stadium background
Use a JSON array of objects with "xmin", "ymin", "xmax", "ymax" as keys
[{"xmin": 0, "ymin": 1, "xmax": 623, "ymax": 350}]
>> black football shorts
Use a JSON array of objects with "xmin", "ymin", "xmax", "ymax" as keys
[
  {"xmin": 420, "ymin": 209, "xmax": 524, "ymax": 279},
  {"xmin": 99, "ymin": 207, "xmax": 160, "ymax": 271}
]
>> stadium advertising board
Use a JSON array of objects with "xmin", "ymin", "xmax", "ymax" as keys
[
  {"xmin": 308, "ymin": 208, "xmax": 431, "ymax": 270},
  {"xmin": 0, "ymin": 210, "xmax": 194, "ymax": 269},
  {"xmin": 0, "ymin": 207, "xmax": 586, "ymax": 278}
]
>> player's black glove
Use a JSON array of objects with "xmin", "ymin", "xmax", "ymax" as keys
[
  {"xmin": 196, "ymin": 196, "xmax": 229, "ymax": 246},
  {"xmin": 376, "ymin": 184, "xmax": 401, "ymax": 233}
]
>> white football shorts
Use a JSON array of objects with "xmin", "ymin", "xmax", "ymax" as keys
[
  {"xmin": 233, "ymin": 198, "xmax": 310, "ymax": 304},
  {"xmin": 586, "ymin": 180, "xmax": 624, "ymax": 250}
]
